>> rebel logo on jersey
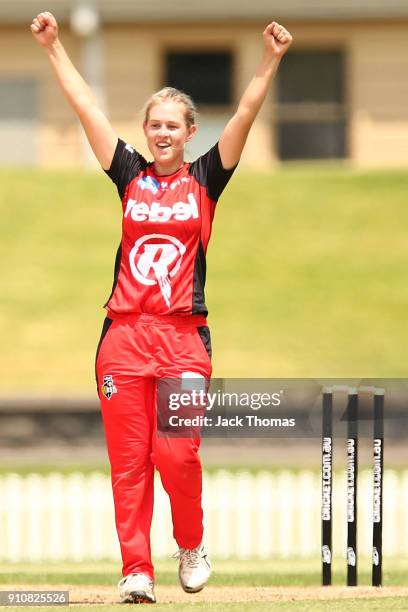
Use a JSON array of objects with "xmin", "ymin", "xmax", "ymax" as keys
[
  {"xmin": 129, "ymin": 234, "xmax": 186, "ymax": 308},
  {"xmin": 124, "ymin": 193, "xmax": 199, "ymax": 223}
]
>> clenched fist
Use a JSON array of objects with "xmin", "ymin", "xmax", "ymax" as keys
[
  {"xmin": 30, "ymin": 12, "xmax": 58, "ymax": 47},
  {"xmin": 263, "ymin": 22, "xmax": 293, "ymax": 58}
]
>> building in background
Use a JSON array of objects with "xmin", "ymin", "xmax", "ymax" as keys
[{"xmin": 0, "ymin": 0, "xmax": 407, "ymax": 167}]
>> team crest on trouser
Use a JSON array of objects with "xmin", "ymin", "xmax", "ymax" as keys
[{"xmin": 101, "ymin": 375, "xmax": 117, "ymax": 400}]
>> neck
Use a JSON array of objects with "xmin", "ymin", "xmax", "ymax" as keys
[{"xmin": 153, "ymin": 156, "xmax": 184, "ymax": 176}]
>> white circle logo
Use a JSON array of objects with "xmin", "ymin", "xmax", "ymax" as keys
[{"xmin": 129, "ymin": 233, "xmax": 186, "ymax": 307}]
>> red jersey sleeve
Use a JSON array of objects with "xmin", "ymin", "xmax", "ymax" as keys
[
  {"xmin": 104, "ymin": 138, "xmax": 148, "ymax": 200},
  {"xmin": 189, "ymin": 141, "xmax": 238, "ymax": 202}
]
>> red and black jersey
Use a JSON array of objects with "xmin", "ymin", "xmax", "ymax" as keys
[{"xmin": 103, "ymin": 139, "xmax": 237, "ymax": 317}]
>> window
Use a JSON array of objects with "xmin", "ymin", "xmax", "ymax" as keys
[
  {"xmin": 165, "ymin": 51, "xmax": 233, "ymax": 105},
  {"xmin": 0, "ymin": 79, "xmax": 38, "ymax": 164},
  {"xmin": 276, "ymin": 51, "xmax": 346, "ymax": 160},
  {"xmin": 0, "ymin": 79, "xmax": 38, "ymax": 120}
]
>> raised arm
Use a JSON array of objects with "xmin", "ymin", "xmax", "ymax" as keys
[
  {"xmin": 219, "ymin": 22, "xmax": 293, "ymax": 169},
  {"xmin": 30, "ymin": 11, "xmax": 117, "ymax": 170}
]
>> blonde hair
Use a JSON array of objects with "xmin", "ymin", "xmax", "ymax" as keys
[{"xmin": 143, "ymin": 87, "xmax": 197, "ymax": 128}]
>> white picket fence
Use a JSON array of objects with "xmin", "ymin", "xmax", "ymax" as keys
[{"xmin": 0, "ymin": 470, "xmax": 407, "ymax": 561}]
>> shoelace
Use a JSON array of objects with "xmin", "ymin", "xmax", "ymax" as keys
[{"xmin": 172, "ymin": 547, "xmax": 201, "ymax": 568}]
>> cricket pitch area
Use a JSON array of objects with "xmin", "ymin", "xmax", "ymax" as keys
[
  {"xmin": 3, "ymin": 583, "xmax": 408, "ymax": 612},
  {"xmin": 20, "ymin": 583, "xmax": 408, "ymax": 604}
]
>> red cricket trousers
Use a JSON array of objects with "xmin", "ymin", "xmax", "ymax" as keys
[{"xmin": 95, "ymin": 312, "xmax": 212, "ymax": 579}]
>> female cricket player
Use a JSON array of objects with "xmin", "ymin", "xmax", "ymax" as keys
[{"xmin": 31, "ymin": 12, "xmax": 292, "ymax": 604}]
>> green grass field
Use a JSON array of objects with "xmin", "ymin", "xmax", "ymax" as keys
[
  {"xmin": 1, "ymin": 559, "xmax": 407, "ymax": 611},
  {"xmin": 2, "ymin": 166, "xmax": 408, "ymax": 391},
  {"xmin": 0, "ymin": 558, "xmax": 407, "ymax": 587}
]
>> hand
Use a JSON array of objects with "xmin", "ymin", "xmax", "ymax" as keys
[
  {"xmin": 30, "ymin": 11, "xmax": 58, "ymax": 47},
  {"xmin": 263, "ymin": 22, "xmax": 293, "ymax": 58}
]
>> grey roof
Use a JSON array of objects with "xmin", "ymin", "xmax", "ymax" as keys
[{"xmin": 2, "ymin": 0, "xmax": 408, "ymax": 23}]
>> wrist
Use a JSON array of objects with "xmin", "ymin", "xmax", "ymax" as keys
[
  {"xmin": 260, "ymin": 51, "xmax": 281, "ymax": 69},
  {"xmin": 44, "ymin": 37, "xmax": 61, "ymax": 55}
]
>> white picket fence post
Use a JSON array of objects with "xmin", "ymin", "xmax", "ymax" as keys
[{"xmin": 0, "ymin": 470, "xmax": 407, "ymax": 561}]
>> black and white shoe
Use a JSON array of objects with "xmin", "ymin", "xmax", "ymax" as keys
[
  {"xmin": 118, "ymin": 572, "xmax": 156, "ymax": 604},
  {"xmin": 174, "ymin": 542, "xmax": 212, "ymax": 593}
]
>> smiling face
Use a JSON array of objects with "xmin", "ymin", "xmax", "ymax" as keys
[{"xmin": 143, "ymin": 100, "xmax": 196, "ymax": 174}]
